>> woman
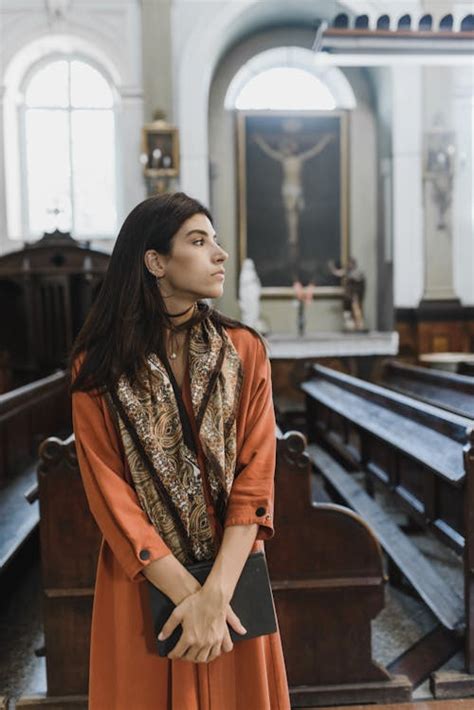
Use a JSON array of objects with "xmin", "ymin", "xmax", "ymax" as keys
[{"xmin": 69, "ymin": 192, "xmax": 290, "ymax": 709}]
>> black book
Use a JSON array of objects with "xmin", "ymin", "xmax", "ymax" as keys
[{"xmin": 147, "ymin": 551, "xmax": 277, "ymax": 657}]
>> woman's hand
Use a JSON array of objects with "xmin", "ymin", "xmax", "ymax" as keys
[{"xmin": 158, "ymin": 589, "xmax": 247, "ymax": 663}]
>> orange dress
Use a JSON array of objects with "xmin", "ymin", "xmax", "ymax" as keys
[{"xmin": 71, "ymin": 327, "xmax": 291, "ymax": 710}]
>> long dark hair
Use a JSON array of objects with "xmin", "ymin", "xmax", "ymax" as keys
[{"xmin": 68, "ymin": 191, "xmax": 266, "ymax": 395}]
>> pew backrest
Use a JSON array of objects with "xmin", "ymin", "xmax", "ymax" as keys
[
  {"xmin": 302, "ymin": 364, "xmax": 474, "ymax": 553},
  {"xmin": 381, "ymin": 360, "xmax": 474, "ymax": 419},
  {"xmin": 0, "ymin": 370, "xmax": 70, "ymax": 486}
]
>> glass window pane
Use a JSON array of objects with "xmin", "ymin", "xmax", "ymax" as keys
[
  {"xmin": 71, "ymin": 110, "xmax": 117, "ymax": 235},
  {"xmin": 25, "ymin": 109, "xmax": 72, "ymax": 234},
  {"xmin": 70, "ymin": 61, "xmax": 113, "ymax": 108},
  {"xmin": 236, "ymin": 67, "xmax": 337, "ymax": 110},
  {"xmin": 25, "ymin": 60, "xmax": 69, "ymax": 108}
]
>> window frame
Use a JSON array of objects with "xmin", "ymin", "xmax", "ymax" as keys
[{"xmin": 18, "ymin": 52, "xmax": 120, "ymax": 240}]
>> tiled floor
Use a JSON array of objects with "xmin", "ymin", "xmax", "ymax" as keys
[{"xmin": 0, "ymin": 535, "xmax": 47, "ymax": 699}]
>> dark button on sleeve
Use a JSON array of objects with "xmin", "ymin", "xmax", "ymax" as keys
[
  {"xmin": 139, "ymin": 549, "xmax": 151, "ymax": 561},
  {"xmin": 256, "ymin": 507, "xmax": 266, "ymax": 517}
]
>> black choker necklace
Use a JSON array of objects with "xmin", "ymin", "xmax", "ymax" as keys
[{"xmin": 167, "ymin": 303, "xmax": 196, "ymax": 318}]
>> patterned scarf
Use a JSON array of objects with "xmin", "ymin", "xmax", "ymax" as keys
[{"xmin": 105, "ymin": 315, "xmax": 244, "ymax": 565}]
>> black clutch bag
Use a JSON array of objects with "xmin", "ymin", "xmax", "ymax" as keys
[{"xmin": 147, "ymin": 551, "xmax": 277, "ymax": 657}]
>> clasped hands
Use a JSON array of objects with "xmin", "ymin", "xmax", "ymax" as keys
[{"xmin": 158, "ymin": 586, "xmax": 247, "ymax": 664}]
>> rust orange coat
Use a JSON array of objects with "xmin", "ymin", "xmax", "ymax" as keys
[{"xmin": 72, "ymin": 327, "xmax": 291, "ymax": 710}]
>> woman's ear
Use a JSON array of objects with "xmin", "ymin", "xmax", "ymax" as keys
[{"xmin": 144, "ymin": 249, "xmax": 165, "ymax": 278}]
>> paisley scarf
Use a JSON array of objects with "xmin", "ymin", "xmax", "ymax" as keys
[{"xmin": 105, "ymin": 315, "xmax": 244, "ymax": 565}]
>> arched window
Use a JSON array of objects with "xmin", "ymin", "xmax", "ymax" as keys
[
  {"xmin": 225, "ymin": 48, "xmax": 356, "ymax": 112},
  {"xmin": 21, "ymin": 57, "xmax": 117, "ymax": 237},
  {"xmin": 235, "ymin": 67, "xmax": 337, "ymax": 110}
]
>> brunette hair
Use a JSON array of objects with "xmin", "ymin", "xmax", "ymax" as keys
[{"xmin": 68, "ymin": 191, "xmax": 266, "ymax": 395}]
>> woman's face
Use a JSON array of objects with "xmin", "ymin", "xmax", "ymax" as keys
[{"xmin": 145, "ymin": 213, "xmax": 229, "ymax": 302}]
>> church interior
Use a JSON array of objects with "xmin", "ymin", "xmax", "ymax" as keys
[{"xmin": 0, "ymin": 0, "xmax": 473, "ymax": 708}]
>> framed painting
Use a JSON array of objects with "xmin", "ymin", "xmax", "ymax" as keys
[
  {"xmin": 142, "ymin": 121, "xmax": 179, "ymax": 178},
  {"xmin": 236, "ymin": 110, "xmax": 349, "ymax": 298}
]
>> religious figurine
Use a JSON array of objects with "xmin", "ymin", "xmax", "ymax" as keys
[
  {"xmin": 292, "ymin": 279, "xmax": 316, "ymax": 337},
  {"xmin": 328, "ymin": 257, "xmax": 366, "ymax": 331},
  {"xmin": 239, "ymin": 258, "xmax": 264, "ymax": 331}
]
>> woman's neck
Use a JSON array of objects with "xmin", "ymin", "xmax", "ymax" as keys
[{"xmin": 164, "ymin": 301, "xmax": 197, "ymax": 329}]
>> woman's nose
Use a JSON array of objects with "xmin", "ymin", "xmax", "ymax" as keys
[{"xmin": 216, "ymin": 245, "xmax": 229, "ymax": 261}]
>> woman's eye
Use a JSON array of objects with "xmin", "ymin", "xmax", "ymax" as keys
[{"xmin": 193, "ymin": 238, "xmax": 222, "ymax": 247}]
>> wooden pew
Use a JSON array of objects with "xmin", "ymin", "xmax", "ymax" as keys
[
  {"xmin": 267, "ymin": 428, "xmax": 411, "ymax": 707},
  {"xmin": 16, "ymin": 432, "xmax": 97, "ymax": 709},
  {"xmin": 459, "ymin": 362, "xmax": 474, "ymax": 378},
  {"xmin": 17, "ymin": 427, "xmax": 411, "ymax": 708},
  {"xmin": 302, "ymin": 364, "xmax": 474, "ymax": 699},
  {"xmin": 379, "ymin": 359, "xmax": 474, "ymax": 419},
  {"xmin": 0, "ymin": 371, "xmax": 70, "ymax": 575}
]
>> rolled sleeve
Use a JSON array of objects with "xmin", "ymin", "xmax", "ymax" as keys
[
  {"xmin": 72, "ymin": 360, "xmax": 172, "ymax": 583},
  {"xmin": 224, "ymin": 337, "xmax": 276, "ymax": 541}
]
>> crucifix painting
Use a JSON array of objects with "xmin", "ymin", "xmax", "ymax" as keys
[{"xmin": 237, "ymin": 111, "xmax": 349, "ymax": 297}]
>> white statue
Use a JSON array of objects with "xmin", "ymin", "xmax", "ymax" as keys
[{"xmin": 239, "ymin": 258, "xmax": 265, "ymax": 331}]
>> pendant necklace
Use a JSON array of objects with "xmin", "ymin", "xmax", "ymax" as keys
[{"xmin": 166, "ymin": 303, "xmax": 196, "ymax": 360}]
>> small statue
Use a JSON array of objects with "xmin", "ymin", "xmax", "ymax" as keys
[
  {"xmin": 329, "ymin": 257, "xmax": 366, "ymax": 331},
  {"xmin": 239, "ymin": 258, "xmax": 265, "ymax": 331},
  {"xmin": 292, "ymin": 279, "xmax": 316, "ymax": 337}
]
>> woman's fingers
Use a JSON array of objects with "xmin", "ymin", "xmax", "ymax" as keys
[
  {"xmin": 183, "ymin": 641, "xmax": 220, "ymax": 664},
  {"xmin": 159, "ymin": 606, "xmax": 184, "ymax": 641},
  {"xmin": 206, "ymin": 642, "xmax": 222, "ymax": 663},
  {"xmin": 167, "ymin": 635, "xmax": 192, "ymax": 660},
  {"xmin": 169, "ymin": 634, "xmax": 232, "ymax": 663},
  {"xmin": 181, "ymin": 644, "xmax": 202, "ymax": 663},
  {"xmin": 225, "ymin": 605, "xmax": 247, "ymax": 636},
  {"xmin": 194, "ymin": 646, "xmax": 209, "ymax": 663},
  {"xmin": 221, "ymin": 627, "xmax": 234, "ymax": 654}
]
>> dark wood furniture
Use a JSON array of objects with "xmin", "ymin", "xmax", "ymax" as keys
[
  {"xmin": 0, "ymin": 231, "xmax": 109, "ymax": 391},
  {"xmin": 0, "ymin": 371, "xmax": 70, "ymax": 575},
  {"xmin": 459, "ymin": 362, "xmax": 474, "ymax": 378},
  {"xmin": 267, "ymin": 429, "xmax": 411, "ymax": 707},
  {"xmin": 16, "ymin": 432, "xmax": 97, "ymax": 709},
  {"xmin": 16, "ymin": 427, "xmax": 412, "ymax": 708},
  {"xmin": 268, "ymin": 332, "xmax": 398, "ymax": 434},
  {"xmin": 396, "ymin": 303, "xmax": 474, "ymax": 363},
  {"xmin": 379, "ymin": 359, "xmax": 474, "ymax": 419},
  {"xmin": 302, "ymin": 364, "xmax": 474, "ymax": 700}
]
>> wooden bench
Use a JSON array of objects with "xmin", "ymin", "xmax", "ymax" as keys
[
  {"xmin": 459, "ymin": 361, "xmax": 474, "ymax": 378},
  {"xmin": 0, "ymin": 371, "xmax": 70, "ymax": 574},
  {"xmin": 302, "ymin": 364, "xmax": 474, "ymax": 699},
  {"xmin": 379, "ymin": 359, "xmax": 474, "ymax": 419},
  {"xmin": 267, "ymin": 428, "xmax": 411, "ymax": 707},
  {"xmin": 15, "ymin": 432, "xmax": 99, "ymax": 709},
  {"xmin": 16, "ymin": 427, "xmax": 412, "ymax": 708}
]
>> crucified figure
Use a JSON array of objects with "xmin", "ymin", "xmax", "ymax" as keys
[{"xmin": 253, "ymin": 132, "xmax": 334, "ymax": 279}]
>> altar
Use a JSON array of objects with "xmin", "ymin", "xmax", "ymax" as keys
[
  {"xmin": 267, "ymin": 331, "xmax": 399, "ymax": 360},
  {"xmin": 266, "ymin": 330, "xmax": 399, "ymax": 430}
]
